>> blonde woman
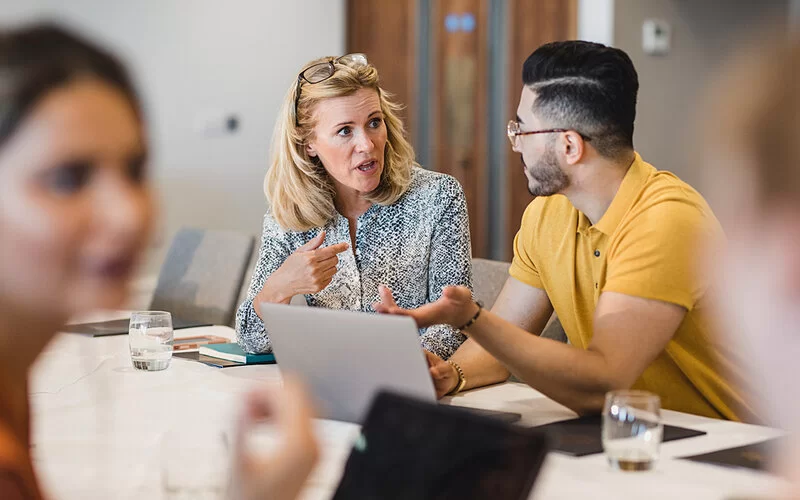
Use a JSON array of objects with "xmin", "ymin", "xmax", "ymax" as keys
[{"xmin": 236, "ymin": 54, "xmax": 473, "ymax": 358}]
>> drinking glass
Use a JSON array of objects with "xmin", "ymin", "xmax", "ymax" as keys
[
  {"xmin": 602, "ymin": 390, "xmax": 663, "ymax": 471},
  {"xmin": 129, "ymin": 311, "xmax": 173, "ymax": 371}
]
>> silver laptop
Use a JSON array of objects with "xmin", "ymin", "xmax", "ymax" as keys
[{"xmin": 259, "ymin": 303, "xmax": 436, "ymax": 423}]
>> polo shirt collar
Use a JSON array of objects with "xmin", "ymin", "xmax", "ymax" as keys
[{"xmin": 591, "ymin": 152, "xmax": 649, "ymax": 236}]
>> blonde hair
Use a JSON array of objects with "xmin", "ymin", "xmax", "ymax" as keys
[{"xmin": 265, "ymin": 56, "xmax": 415, "ymax": 231}]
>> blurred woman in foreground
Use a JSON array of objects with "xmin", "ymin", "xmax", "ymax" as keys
[
  {"xmin": 703, "ymin": 36, "xmax": 800, "ymax": 496},
  {"xmin": 0, "ymin": 24, "xmax": 316, "ymax": 500}
]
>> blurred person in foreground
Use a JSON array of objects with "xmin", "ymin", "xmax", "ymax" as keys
[
  {"xmin": 702, "ymin": 36, "xmax": 800, "ymax": 495},
  {"xmin": 376, "ymin": 40, "xmax": 758, "ymax": 423},
  {"xmin": 0, "ymin": 24, "xmax": 316, "ymax": 500}
]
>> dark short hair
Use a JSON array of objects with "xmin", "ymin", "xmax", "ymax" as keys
[
  {"xmin": 0, "ymin": 23, "xmax": 141, "ymax": 148},
  {"xmin": 522, "ymin": 41, "xmax": 639, "ymax": 159}
]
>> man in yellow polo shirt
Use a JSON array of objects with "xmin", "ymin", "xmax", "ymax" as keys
[{"xmin": 375, "ymin": 40, "xmax": 757, "ymax": 422}]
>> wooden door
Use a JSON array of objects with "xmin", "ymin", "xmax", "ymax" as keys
[
  {"xmin": 431, "ymin": 0, "xmax": 490, "ymax": 257},
  {"xmin": 347, "ymin": 0, "xmax": 577, "ymax": 260},
  {"xmin": 504, "ymin": 0, "xmax": 577, "ymax": 260},
  {"xmin": 346, "ymin": 0, "xmax": 417, "ymax": 143}
]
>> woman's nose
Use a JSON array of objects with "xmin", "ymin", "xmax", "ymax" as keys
[
  {"xmin": 355, "ymin": 131, "xmax": 375, "ymax": 153},
  {"xmin": 95, "ymin": 172, "xmax": 151, "ymax": 244}
]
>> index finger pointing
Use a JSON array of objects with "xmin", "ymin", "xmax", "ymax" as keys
[{"xmin": 316, "ymin": 242, "xmax": 350, "ymax": 258}]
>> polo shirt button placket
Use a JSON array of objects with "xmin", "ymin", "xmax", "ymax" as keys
[{"xmin": 592, "ymin": 247, "xmax": 601, "ymax": 293}]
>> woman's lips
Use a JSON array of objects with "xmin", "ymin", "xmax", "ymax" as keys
[{"xmin": 356, "ymin": 160, "xmax": 378, "ymax": 173}]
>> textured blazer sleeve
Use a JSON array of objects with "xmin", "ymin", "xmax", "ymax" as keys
[
  {"xmin": 419, "ymin": 176, "xmax": 473, "ymax": 359},
  {"xmin": 235, "ymin": 213, "xmax": 293, "ymax": 354}
]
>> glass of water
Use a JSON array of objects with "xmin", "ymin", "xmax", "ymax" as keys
[
  {"xmin": 602, "ymin": 390, "xmax": 663, "ymax": 471},
  {"xmin": 129, "ymin": 311, "xmax": 173, "ymax": 371}
]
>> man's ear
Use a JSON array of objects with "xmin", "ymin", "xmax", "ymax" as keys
[{"xmin": 562, "ymin": 131, "xmax": 586, "ymax": 165}]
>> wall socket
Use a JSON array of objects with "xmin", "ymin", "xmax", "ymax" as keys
[
  {"xmin": 193, "ymin": 111, "xmax": 240, "ymax": 137},
  {"xmin": 642, "ymin": 19, "xmax": 671, "ymax": 56}
]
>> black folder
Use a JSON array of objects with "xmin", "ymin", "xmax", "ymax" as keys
[
  {"xmin": 680, "ymin": 437, "xmax": 785, "ymax": 471},
  {"xmin": 534, "ymin": 414, "xmax": 706, "ymax": 457}
]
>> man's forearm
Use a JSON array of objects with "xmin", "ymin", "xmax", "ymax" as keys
[
  {"xmin": 465, "ymin": 310, "xmax": 621, "ymax": 415},
  {"xmin": 449, "ymin": 338, "xmax": 510, "ymax": 391}
]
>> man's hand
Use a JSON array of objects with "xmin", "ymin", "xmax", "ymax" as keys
[
  {"xmin": 373, "ymin": 284, "xmax": 476, "ymax": 328},
  {"xmin": 424, "ymin": 350, "xmax": 458, "ymax": 398}
]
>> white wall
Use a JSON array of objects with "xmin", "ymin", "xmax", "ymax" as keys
[
  {"xmin": 0, "ymin": 0, "xmax": 345, "ymax": 273},
  {"xmin": 578, "ymin": 0, "xmax": 614, "ymax": 45}
]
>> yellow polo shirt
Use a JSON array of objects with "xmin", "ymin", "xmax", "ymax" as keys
[{"xmin": 509, "ymin": 153, "xmax": 758, "ymax": 422}]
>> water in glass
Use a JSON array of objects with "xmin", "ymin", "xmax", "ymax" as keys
[
  {"xmin": 129, "ymin": 311, "xmax": 173, "ymax": 371},
  {"xmin": 602, "ymin": 390, "xmax": 663, "ymax": 471}
]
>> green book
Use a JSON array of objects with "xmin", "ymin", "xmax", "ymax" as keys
[{"xmin": 198, "ymin": 343, "xmax": 276, "ymax": 365}]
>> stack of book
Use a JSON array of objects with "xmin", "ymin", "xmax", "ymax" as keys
[{"xmin": 196, "ymin": 343, "xmax": 276, "ymax": 368}]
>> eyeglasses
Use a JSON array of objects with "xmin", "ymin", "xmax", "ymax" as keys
[
  {"xmin": 294, "ymin": 53, "xmax": 369, "ymax": 125},
  {"xmin": 507, "ymin": 120, "xmax": 592, "ymax": 146}
]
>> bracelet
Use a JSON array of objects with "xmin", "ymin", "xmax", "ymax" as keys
[
  {"xmin": 456, "ymin": 300, "xmax": 483, "ymax": 331},
  {"xmin": 446, "ymin": 360, "xmax": 467, "ymax": 396}
]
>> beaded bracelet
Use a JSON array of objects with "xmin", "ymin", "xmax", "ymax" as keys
[{"xmin": 456, "ymin": 300, "xmax": 483, "ymax": 331}]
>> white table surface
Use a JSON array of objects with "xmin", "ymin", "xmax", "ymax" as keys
[{"xmin": 29, "ymin": 321, "xmax": 791, "ymax": 499}]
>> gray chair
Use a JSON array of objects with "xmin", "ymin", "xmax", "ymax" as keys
[
  {"xmin": 471, "ymin": 258, "xmax": 511, "ymax": 309},
  {"xmin": 471, "ymin": 257, "xmax": 567, "ymax": 343},
  {"xmin": 541, "ymin": 313, "xmax": 568, "ymax": 344},
  {"xmin": 150, "ymin": 227, "xmax": 256, "ymax": 327}
]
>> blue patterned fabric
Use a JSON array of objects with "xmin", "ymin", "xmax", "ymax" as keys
[{"xmin": 236, "ymin": 166, "xmax": 473, "ymax": 359}]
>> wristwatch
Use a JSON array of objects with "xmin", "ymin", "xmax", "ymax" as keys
[{"xmin": 446, "ymin": 360, "xmax": 467, "ymax": 396}]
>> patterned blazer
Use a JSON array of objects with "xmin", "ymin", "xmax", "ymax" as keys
[{"xmin": 235, "ymin": 166, "xmax": 473, "ymax": 359}]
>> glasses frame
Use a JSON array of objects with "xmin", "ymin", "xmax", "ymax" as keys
[
  {"xmin": 507, "ymin": 120, "xmax": 592, "ymax": 146},
  {"xmin": 294, "ymin": 53, "xmax": 369, "ymax": 126}
]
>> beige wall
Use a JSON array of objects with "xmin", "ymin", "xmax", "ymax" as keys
[{"xmin": 614, "ymin": 0, "xmax": 788, "ymax": 193}]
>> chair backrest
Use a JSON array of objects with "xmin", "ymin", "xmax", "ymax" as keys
[
  {"xmin": 471, "ymin": 258, "xmax": 511, "ymax": 309},
  {"xmin": 149, "ymin": 227, "xmax": 256, "ymax": 326},
  {"xmin": 471, "ymin": 257, "xmax": 568, "ymax": 344}
]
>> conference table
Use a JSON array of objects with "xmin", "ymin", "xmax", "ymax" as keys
[{"xmin": 29, "ymin": 321, "xmax": 790, "ymax": 499}]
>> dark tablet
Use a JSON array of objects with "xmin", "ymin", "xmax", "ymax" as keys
[
  {"xmin": 63, "ymin": 317, "xmax": 211, "ymax": 337},
  {"xmin": 535, "ymin": 414, "xmax": 706, "ymax": 456},
  {"xmin": 333, "ymin": 391, "xmax": 549, "ymax": 500}
]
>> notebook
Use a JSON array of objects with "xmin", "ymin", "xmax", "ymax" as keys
[
  {"xmin": 63, "ymin": 316, "xmax": 211, "ymax": 337},
  {"xmin": 680, "ymin": 437, "xmax": 785, "ymax": 471},
  {"xmin": 173, "ymin": 351, "xmax": 259, "ymax": 368},
  {"xmin": 172, "ymin": 334, "xmax": 229, "ymax": 352},
  {"xmin": 198, "ymin": 343, "xmax": 276, "ymax": 365},
  {"xmin": 534, "ymin": 414, "xmax": 706, "ymax": 457}
]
